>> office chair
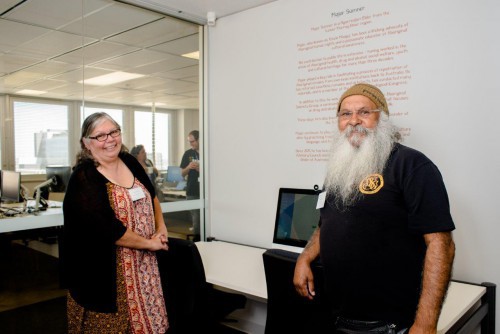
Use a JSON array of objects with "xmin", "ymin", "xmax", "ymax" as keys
[
  {"xmin": 262, "ymin": 249, "xmax": 333, "ymax": 334},
  {"xmin": 156, "ymin": 237, "xmax": 246, "ymax": 334}
]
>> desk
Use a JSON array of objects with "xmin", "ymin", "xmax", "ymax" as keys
[
  {"xmin": 161, "ymin": 189, "xmax": 187, "ymax": 202},
  {"xmin": 0, "ymin": 204, "xmax": 63, "ymax": 234},
  {"xmin": 437, "ymin": 281, "xmax": 486, "ymax": 333},
  {"xmin": 196, "ymin": 241, "xmax": 494, "ymax": 334},
  {"xmin": 196, "ymin": 241, "xmax": 267, "ymax": 300}
]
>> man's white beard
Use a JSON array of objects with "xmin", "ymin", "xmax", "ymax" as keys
[{"xmin": 324, "ymin": 117, "xmax": 400, "ymax": 207}]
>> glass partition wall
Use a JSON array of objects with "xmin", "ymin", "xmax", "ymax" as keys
[{"xmin": 0, "ymin": 0, "xmax": 204, "ymax": 241}]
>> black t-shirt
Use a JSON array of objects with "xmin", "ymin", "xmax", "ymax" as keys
[
  {"xmin": 180, "ymin": 148, "xmax": 200, "ymax": 197},
  {"xmin": 319, "ymin": 143, "xmax": 455, "ymax": 328}
]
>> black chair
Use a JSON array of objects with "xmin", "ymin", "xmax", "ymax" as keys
[
  {"xmin": 156, "ymin": 237, "xmax": 246, "ymax": 334},
  {"xmin": 262, "ymin": 248, "xmax": 333, "ymax": 334}
]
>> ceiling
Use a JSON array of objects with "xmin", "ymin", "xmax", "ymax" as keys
[
  {"xmin": 124, "ymin": 0, "xmax": 277, "ymax": 24},
  {"xmin": 0, "ymin": 0, "xmax": 274, "ymax": 109}
]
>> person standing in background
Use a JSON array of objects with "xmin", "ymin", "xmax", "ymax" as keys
[
  {"xmin": 180, "ymin": 130, "xmax": 200, "ymax": 235},
  {"xmin": 130, "ymin": 144, "xmax": 159, "ymax": 186}
]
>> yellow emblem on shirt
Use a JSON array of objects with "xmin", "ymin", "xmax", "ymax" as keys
[{"xmin": 359, "ymin": 174, "xmax": 384, "ymax": 194}]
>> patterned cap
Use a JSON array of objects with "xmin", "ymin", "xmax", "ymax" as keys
[{"xmin": 338, "ymin": 83, "xmax": 389, "ymax": 116}]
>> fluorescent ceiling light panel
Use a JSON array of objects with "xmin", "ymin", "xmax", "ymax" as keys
[
  {"xmin": 81, "ymin": 71, "xmax": 145, "ymax": 86},
  {"xmin": 143, "ymin": 102, "xmax": 167, "ymax": 107},
  {"xmin": 16, "ymin": 89, "xmax": 47, "ymax": 95},
  {"xmin": 182, "ymin": 51, "xmax": 199, "ymax": 60}
]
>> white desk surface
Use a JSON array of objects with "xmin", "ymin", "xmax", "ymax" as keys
[
  {"xmin": 196, "ymin": 241, "xmax": 268, "ymax": 300},
  {"xmin": 0, "ymin": 202, "xmax": 63, "ymax": 234},
  {"xmin": 161, "ymin": 190, "xmax": 187, "ymax": 202},
  {"xmin": 161, "ymin": 188, "xmax": 186, "ymax": 197},
  {"xmin": 437, "ymin": 281, "xmax": 486, "ymax": 333},
  {"xmin": 196, "ymin": 241, "xmax": 487, "ymax": 333}
]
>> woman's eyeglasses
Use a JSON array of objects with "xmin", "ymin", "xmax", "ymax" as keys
[{"xmin": 88, "ymin": 128, "xmax": 121, "ymax": 142}]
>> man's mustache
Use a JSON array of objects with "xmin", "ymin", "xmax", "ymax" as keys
[{"xmin": 344, "ymin": 125, "xmax": 369, "ymax": 137}]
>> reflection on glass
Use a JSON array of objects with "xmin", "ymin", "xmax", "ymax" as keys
[
  {"xmin": 180, "ymin": 131, "xmax": 200, "ymax": 195},
  {"xmin": 1, "ymin": 0, "xmax": 204, "ymax": 236},
  {"xmin": 163, "ymin": 210, "xmax": 201, "ymax": 241}
]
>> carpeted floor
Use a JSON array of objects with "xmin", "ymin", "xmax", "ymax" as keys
[
  {"xmin": 0, "ymin": 296, "xmax": 67, "ymax": 334},
  {"xmin": 0, "ymin": 240, "xmax": 66, "ymax": 313},
  {"xmin": 0, "ymin": 239, "xmax": 67, "ymax": 333}
]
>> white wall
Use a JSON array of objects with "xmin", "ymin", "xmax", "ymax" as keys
[{"xmin": 207, "ymin": 0, "xmax": 500, "ymax": 328}]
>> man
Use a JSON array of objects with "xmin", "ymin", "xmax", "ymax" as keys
[
  {"xmin": 180, "ymin": 130, "xmax": 200, "ymax": 234},
  {"xmin": 293, "ymin": 83, "xmax": 455, "ymax": 334}
]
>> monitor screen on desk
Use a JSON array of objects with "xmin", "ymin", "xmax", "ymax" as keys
[
  {"xmin": 46, "ymin": 166, "xmax": 71, "ymax": 192},
  {"xmin": 272, "ymin": 188, "xmax": 321, "ymax": 253},
  {"xmin": 1, "ymin": 170, "xmax": 21, "ymax": 203},
  {"xmin": 166, "ymin": 166, "xmax": 184, "ymax": 183}
]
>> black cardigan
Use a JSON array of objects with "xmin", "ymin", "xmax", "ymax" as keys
[{"xmin": 60, "ymin": 152, "xmax": 156, "ymax": 313}]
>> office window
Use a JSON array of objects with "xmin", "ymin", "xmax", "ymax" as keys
[
  {"xmin": 13, "ymin": 101, "xmax": 69, "ymax": 174},
  {"xmin": 134, "ymin": 110, "xmax": 170, "ymax": 170}
]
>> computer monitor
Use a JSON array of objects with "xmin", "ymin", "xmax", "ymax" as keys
[
  {"xmin": 1, "ymin": 170, "xmax": 21, "ymax": 203},
  {"xmin": 272, "ymin": 188, "xmax": 321, "ymax": 253},
  {"xmin": 166, "ymin": 166, "xmax": 184, "ymax": 183},
  {"xmin": 46, "ymin": 165, "xmax": 71, "ymax": 192}
]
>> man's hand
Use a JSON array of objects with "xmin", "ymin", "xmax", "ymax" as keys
[
  {"xmin": 293, "ymin": 227, "xmax": 321, "ymax": 300},
  {"xmin": 188, "ymin": 161, "xmax": 199, "ymax": 171},
  {"xmin": 293, "ymin": 258, "xmax": 315, "ymax": 299}
]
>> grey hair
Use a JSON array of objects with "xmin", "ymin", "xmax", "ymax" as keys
[
  {"xmin": 75, "ymin": 112, "xmax": 126, "ymax": 167},
  {"xmin": 130, "ymin": 144, "xmax": 144, "ymax": 158}
]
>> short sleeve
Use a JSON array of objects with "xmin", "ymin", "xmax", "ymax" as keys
[
  {"xmin": 180, "ymin": 150, "xmax": 190, "ymax": 169},
  {"xmin": 404, "ymin": 162, "xmax": 455, "ymax": 234}
]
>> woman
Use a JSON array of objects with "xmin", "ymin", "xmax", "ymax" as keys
[
  {"xmin": 61, "ymin": 112, "xmax": 169, "ymax": 333},
  {"xmin": 130, "ymin": 144, "xmax": 159, "ymax": 186}
]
